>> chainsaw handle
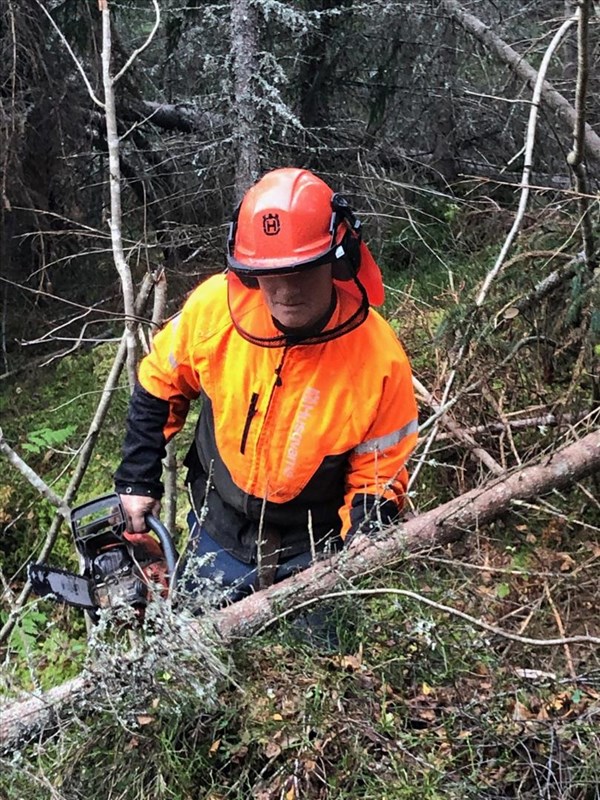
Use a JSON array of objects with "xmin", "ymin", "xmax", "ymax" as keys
[{"xmin": 145, "ymin": 514, "xmax": 180, "ymax": 577}]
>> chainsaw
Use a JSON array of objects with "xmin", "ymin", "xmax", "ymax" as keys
[{"xmin": 28, "ymin": 494, "xmax": 179, "ymax": 618}]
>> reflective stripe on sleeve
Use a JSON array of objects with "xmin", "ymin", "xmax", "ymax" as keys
[
  {"xmin": 167, "ymin": 315, "xmax": 181, "ymax": 370},
  {"xmin": 353, "ymin": 418, "xmax": 418, "ymax": 455}
]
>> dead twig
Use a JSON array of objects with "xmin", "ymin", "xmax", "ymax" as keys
[
  {"xmin": 544, "ymin": 581, "xmax": 577, "ymax": 680},
  {"xmin": 473, "ymin": 11, "xmax": 578, "ymax": 307},
  {"xmin": 257, "ymin": 587, "xmax": 600, "ymax": 648},
  {"xmin": 413, "ymin": 376, "xmax": 504, "ymax": 475}
]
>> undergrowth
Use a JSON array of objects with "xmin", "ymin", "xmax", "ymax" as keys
[
  {"xmin": 1, "ymin": 533, "xmax": 599, "ymax": 799},
  {"xmin": 0, "ymin": 344, "xmax": 131, "ymax": 569}
]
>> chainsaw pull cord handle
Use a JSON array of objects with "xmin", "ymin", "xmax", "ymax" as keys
[{"xmin": 145, "ymin": 514, "xmax": 180, "ymax": 578}]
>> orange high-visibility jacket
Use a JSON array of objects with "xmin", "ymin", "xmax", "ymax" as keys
[{"xmin": 115, "ymin": 274, "xmax": 418, "ymax": 563}]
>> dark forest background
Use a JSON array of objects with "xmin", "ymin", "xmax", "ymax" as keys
[{"xmin": 2, "ymin": 0, "xmax": 598, "ymax": 372}]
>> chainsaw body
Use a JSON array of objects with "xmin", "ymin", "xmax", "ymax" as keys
[{"xmin": 29, "ymin": 494, "xmax": 178, "ymax": 616}]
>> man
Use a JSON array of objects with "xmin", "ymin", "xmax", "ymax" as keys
[{"xmin": 114, "ymin": 167, "xmax": 418, "ymax": 601}]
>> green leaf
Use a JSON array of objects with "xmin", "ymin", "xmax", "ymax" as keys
[
  {"xmin": 21, "ymin": 442, "xmax": 41, "ymax": 454},
  {"xmin": 26, "ymin": 424, "xmax": 77, "ymax": 452},
  {"xmin": 496, "ymin": 583, "xmax": 510, "ymax": 599}
]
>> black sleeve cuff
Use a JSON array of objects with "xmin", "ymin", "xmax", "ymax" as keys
[{"xmin": 345, "ymin": 493, "xmax": 399, "ymax": 544}]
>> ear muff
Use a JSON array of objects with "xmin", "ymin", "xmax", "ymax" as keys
[
  {"xmin": 227, "ymin": 203, "xmax": 259, "ymax": 287},
  {"xmin": 226, "ymin": 201, "xmax": 241, "ymax": 263},
  {"xmin": 330, "ymin": 194, "xmax": 362, "ymax": 281}
]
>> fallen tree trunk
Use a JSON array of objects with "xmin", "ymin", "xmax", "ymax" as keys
[
  {"xmin": 441, "ymin": 0, "xmax": 600, "ymax": 166},
  {"xmin": 1, "ymin": 428, "xmax": 599, "ymax": 752},
  {"xmin": 126, "ymin": 101, "xmax": 226, "ymax": 134}
]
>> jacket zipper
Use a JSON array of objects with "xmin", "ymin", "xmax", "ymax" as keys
[
  {"xmin": 240, "ymin": 392, "xmax": 259, "ymax": 454},
  {"xmin": 263, "ymin": 349, "xmax": 286, "ymax": 418},
  {"xmin": 240, "ymin": 350, "xmax": 287, "ymax": 457}
]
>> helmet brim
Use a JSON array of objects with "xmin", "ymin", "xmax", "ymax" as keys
[{"xmin": 227, "ymin": 243, "xmax": 338, "ymax": 277}]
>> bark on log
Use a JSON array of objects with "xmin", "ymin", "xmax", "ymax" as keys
[
  {"xmin": 441, "ymin": 0, "xmax": 600, "ymax": 167},
  {"xmin": 1, "ymin": 428, "xmax": 599, "ymax": 752},
  {"xmin": 231, "ymin": 0, "xmax": 261, "ymax": 199}
]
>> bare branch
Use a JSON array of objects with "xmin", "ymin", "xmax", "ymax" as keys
[
  {"xmin": 441, "ymin": 0, "xmax": 600, "ymax": 164},
  {"xmin": 0, "ymin": 428, "xmax": 70, "ymax": 520},
  {"xmin": 544, "ymin": 581, "xmax": 576, "ymax": 679},
  {"xmin": 258, "ymin": 587, "xmax": 600, "ymax": 648},
  {"xmin": 475, "ymin": 12, "xmax": 578, "ymax": 307},
  {"xmin": 33, "ymin": 0, "xmax": 104, "ymax": 109},
  {"xmin": 112, "ymin": 0, "xmax": 161, "ymax": 84},
  {"xmin": 412, "ymin": 376, "xmax": 504, "ymax": 475},
  {"xmin": 433, "ymin": 411, "xmax": 590, "ymax": 441},
  {"xmin": 567, "ymin": 0, "xmax": 596, "ymax": 267},
  {"xmin": 100, "ymin": 0, "xmax": 138, "ymax": 389}
]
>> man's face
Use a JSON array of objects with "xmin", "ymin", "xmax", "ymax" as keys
[{"xmin": 257, "ymin": 264, "xmax": 334, "ymax": 330}]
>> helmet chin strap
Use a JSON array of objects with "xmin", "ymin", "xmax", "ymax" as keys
[{"xmin": 271, "ymin": 289, "xmax": 337, "ymax": 343}]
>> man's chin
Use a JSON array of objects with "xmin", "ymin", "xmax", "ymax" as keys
[{"xmin": 273, "ymin": 308, "xmax": 310, "ymax": 329}]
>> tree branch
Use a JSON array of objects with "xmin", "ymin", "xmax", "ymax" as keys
[
  {"xmin": 567, "ymin": 0, "xmax": 596, "ymax": 268},
  {"xmin": 412, "ymin": 376, "xmax": 504, "ymax": 475},
  {"xmin": 441, "ymin": 0, "xmax": 600, "ymax": 165},
  {"xmin": 100, "ymin": 0, "xmax": 138, "ymax": 390},
  {"xmin": 112, "ymin": 0, "xmax": 160, "ymax": 84},
  {"xmin": 474, "ymin": 12, "xmax": 577, "ymax": 307},
  {"xmin": 0, "ymin": 428, "xmax": 70, "ymax": 520},
  {"xmin": 257, "ymin": 587, "xmax": 600, "ymax": 648},
  {"xmin": 33, "ymin": 0, "xmax": 104, "ymax": 109}
]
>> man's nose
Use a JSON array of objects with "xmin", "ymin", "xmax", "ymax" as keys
[{"xmin": 278, "ymin": 271, "xmax": 305, "ymax": 289}]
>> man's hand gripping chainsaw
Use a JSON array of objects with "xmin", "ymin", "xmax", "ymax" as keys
[{"xmin": 28, "ymin": 494, "xmax": 179, "ymax": 619}]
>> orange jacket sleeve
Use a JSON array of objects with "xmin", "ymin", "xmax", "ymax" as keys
[
  {"xmin": 137, "ymin": 297, "xmax": 204, "ymax": 441},
  {"xmin": 339, "ymin": 349, "xmax": 418, "ymax": 540}
]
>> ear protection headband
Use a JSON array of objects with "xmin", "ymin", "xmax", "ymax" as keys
[{"xmin": 329, "ymin": 193, "xmax": 362, "ymax": 280}]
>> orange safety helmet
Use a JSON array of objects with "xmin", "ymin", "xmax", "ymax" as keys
[{"xmin": 226, "ymin": 168, "xmax": 385, "ymax": 306}]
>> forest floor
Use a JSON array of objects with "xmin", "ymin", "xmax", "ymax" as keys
[{"xmin": 1, "ymin": 502, "xmax": 599, "ymax": 799}]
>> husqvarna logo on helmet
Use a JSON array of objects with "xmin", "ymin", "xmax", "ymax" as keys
[{"xmin": 262, "ymin": 213, "xmax": 281, "ymax": 236}]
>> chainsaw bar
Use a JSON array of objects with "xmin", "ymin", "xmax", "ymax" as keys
[{"xmin": 28, "ymin": 563, "xmax": 96, "ymax": 610}]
